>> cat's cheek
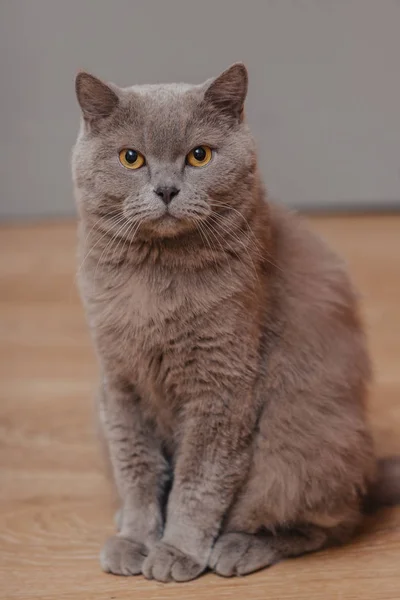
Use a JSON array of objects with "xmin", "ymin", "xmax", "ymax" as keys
[
  {"xmin": 89, "ymin": 164, "xmax": 140, "ymax": 200},
  {"xmin": 203, "ymin": 164, "xmax": 247, "ymax": 195}
]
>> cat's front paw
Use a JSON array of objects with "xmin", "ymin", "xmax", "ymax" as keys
[
  {"xmin": 142, "ymin": 541, "xmax": 205, "ymax": 582},
  {"xmin": 100, "ymin": 535, "xmax": 147, "ymax": 576}
]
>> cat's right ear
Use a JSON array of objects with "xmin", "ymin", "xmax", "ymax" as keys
[{"xmin": 75, "ymin": 72, "xmax": 119, "ymax": 121}]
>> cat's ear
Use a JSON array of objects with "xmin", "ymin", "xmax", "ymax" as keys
[
  {"xmin": 204, "ymin": 63, "xmax": 248, "ymax": 121},
  {"xmin": 75, "ymin": 72, "xmax": 119, "ymax": 121}
]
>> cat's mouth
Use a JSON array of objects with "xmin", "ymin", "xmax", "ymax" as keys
[
  {"xmin": 160, "ymin": 209, "xmax": 178, "ymax": 220},
  {"xmin": 150, "ymin": 208, "xmax": 179, "ymax": 225},
  {"xmin": 141, "ymin": 211, "xmax": 197, "ymax": 238},
  {"xmin": 156, "ymin": 213, "xmax": 180, "ymax": 227},
  {"xmin": 122, "ymin": 200, "xmax": 209, "ymax": 239}
]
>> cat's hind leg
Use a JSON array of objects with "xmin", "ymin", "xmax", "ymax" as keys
[{"xmin": 209, "ymin": 521, "xmax": 355, "ymax": 577}]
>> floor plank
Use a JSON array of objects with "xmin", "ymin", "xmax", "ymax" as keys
[{"xmin": 0, "ymin": 215, "xmax": 399, "ymax": 599}]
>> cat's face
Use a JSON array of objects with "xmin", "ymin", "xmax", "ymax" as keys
[{"xmin": 72, "ymin": 64, "xmax": 256, "ymax": 239}]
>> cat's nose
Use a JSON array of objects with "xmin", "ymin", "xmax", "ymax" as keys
[{"xmin": 154, "ymin": 186, "xmax": 180, "ymax": 205}]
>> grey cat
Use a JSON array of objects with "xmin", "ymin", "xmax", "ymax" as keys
[{"xmin": 72, "ymin": 64, "xmax": 399, "ymax": 583}]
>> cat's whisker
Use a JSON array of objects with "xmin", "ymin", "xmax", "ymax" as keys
[
  {"xmin": 195, "ymin": 220, "xmax": 223, "ymax": 275},
  {"xmin": 200, "ymin": 219, "xmax": 235, "ymax": 281},
  {"xmin": 106, "ymin": 218, "xmax": 145, "ymax": 354},
  {"xmin": 68, "ymin": 212, "xmax": 126, "ymax": 304},
  {"xmin": 204, "ymin": 217, "xmax": 256, "ymax": 286},
  {"xmin": 215, "ymin": 224, "xmax": 260, "ymax": 289},
  {"xmin": 109, "ymin": 216, "xmax": 139, "ymax": 267},
  {"xmin": 94, "ymin": 217, "xmax": 129, "ymax": 265},
  {"xmin": 126, "ymin": 218, "xmax": 145, "ymax": 260},
  {"xmin": 77, "ymin": 219, "xmax": 119, "ymax": 272},
  {"xmin": 208, "ymin": 212, "xmax": 263, "ymax": 267},
  {"xmin": 210, "ymin": 209, "xmax": 284, "ymax": 273},
  {"xmin": 76, "ymin": 212, "xmax": 126, "ymax": 278},
  {"xmin": 210, "ymin": 200, "xmax": 267, "ymax": 254},
  {"xmin": 92, "ymin": 218, "xmax": 134, "ymax": 286},
  {"xmin": 211, "ymin": 200, "xmax": 257, "ymax": 232},
  {"xmin": 209, "ymin": 212, "xmax": 257, "ymax": 252},
  {"xmin": 103, "ymin": 215, "xmax": 144, "ymax": 280},
  {"xmin": 193, "ymin": 221, "xmax": 209, "ymax": 255}
]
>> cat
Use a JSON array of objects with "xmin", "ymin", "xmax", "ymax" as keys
[{"xmin": 72, "ymin": 64, "xmax": 399, "ymax": 582}]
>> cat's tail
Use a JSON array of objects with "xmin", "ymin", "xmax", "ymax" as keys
[{"xmin": 364, "ymin": 456, "xmax": 400, "ymax": 512}]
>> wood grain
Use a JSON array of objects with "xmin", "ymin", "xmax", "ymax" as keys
[{"xmin": 0, "ymin": 216, "xmax": 399, "ymax": 600}]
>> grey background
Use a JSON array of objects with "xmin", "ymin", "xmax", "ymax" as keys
[{"xmin": 1, "ymin": 0, "xmax": 400, "ymax": 220}]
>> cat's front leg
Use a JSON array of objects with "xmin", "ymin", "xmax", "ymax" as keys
[
  {"xmin": 98, "ymin": 376, "xmax": 170, "ymax": 576},
  {"xmin": 142, "ymin": 393, "xmax": 255, "ymax": 582}
]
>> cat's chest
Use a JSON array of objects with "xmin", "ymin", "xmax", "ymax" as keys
[
  {"xmin": 83, "ymin": 262, "xmax": 232, "ymax": 410},
  {"xmin": 86, "ymin": 268, "xmax": 194, "ymax": 384},
  {"xmin": 87, "ymin": 272, "xmax": 194, "ymax": 441},
  {"xmin": 88, "ymin": 271, "xmax": 180, "ymax": 348}
]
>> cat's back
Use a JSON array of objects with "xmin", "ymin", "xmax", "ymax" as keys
[
  {"xmin": 265, "ymin": 202, "xmax": 369, "ymax": 389},
  {"xmin": 268, "ymin": 202, "xmax": 360, "ymax": 320},
  {"xmin": 269, "ymin": 203, "xmax": 344, "ymax": 273}
]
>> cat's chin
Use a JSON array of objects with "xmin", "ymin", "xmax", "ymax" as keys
[{"xmin": 140, "ymin": 215, "xmax": 198, "ymax": 239}]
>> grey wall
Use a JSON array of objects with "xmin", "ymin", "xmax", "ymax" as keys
[{"xmin": 1, "ymin": 0, "xmax": 400, "ymax": 219}]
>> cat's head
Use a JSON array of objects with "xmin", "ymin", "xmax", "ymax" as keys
[{"xmin": 72, "ymin": 64, "xmax": 257, "ymax": 239}]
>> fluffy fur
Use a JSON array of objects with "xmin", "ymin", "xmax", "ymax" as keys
[{"xmin": 72, "ymin": 64, "xmax": 398, "ymax": 582}]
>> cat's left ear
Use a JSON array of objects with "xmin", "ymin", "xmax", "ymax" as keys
[
  {"xmin": 75, "ymin": 72, "xmax": 119, "ymax": 121},
  {"xmin": 204, "ymin": 63, "xmax": 248, "ymax": 122}
]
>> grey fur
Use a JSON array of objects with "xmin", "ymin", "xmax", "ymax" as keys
[{"xmin": 72, "ymin": 64, "xmax": 396, "ymax": 583}]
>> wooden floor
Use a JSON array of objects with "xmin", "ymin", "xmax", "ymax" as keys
[{"xmin": 1, "ymin": 215, "xmax": 399, "ymax": 600}]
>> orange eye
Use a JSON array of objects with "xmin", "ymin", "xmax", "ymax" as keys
[
  {"xmin": 119, "ymin": 148, "xmax": 145, "ymax": 170},
  {"xmin": 186, "ymin": 145, "xmax": 212, "ymax": 167}
]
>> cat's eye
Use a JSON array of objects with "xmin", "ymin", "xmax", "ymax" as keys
[
  {"xmin": 186, "ymin": 145, "xmax": 212, "ymax": 168},
  {"xmin": 119, "ymin": 148, "xmax": 145, "ymax": 170}
]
